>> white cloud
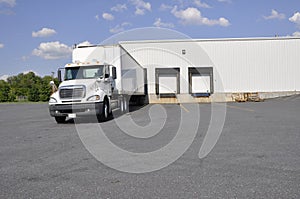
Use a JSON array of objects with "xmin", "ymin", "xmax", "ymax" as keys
[
  {"xmin": 135, "ymin": 7, "xmax": 145, "ymax": 15},
  {"xmin": 102, "ymin": 13, "xmax": 114, "ymax": 21},
  {"xmin": 95, "ymin": 15, "xmax": 99, "ymax": 20},
  {"xmin": 217, "ymin": 0, "xmax": 232, "ymax": 3},
  {"xmin": 77, "ymin": 41, "xmax": 92, "ymax": 47},
  {"xmin": 0, "ymin": 0, "xmax": 16, "ymax": 7},
  {"xmin": 23, "ymin": 70, "xmax": 39, "ymax": 76},
  {"xmin": 111, "ymin": 4, "xmax": 127, "ymax": 12},
  {"xmin": 130, "ymin": 0, "xmax": 151, "ymax": 15},
  {"xmin": 0, "ymin": 43, "xmax": 4, "ymax": 48},
  {"xmin": 171, "ymin": 6, "xmax": 230, "ymax": 26},
  {"xmin": 153, "ymin": 18, "xmax": 174, "ymax": 28},
  {"xmin": 32, "ymin": 28, "xmax": 57, "ymax": 38},
  {"xmin": 193, "ymin": 0, "xmax": 211, "ymax": 8},
  {"xmin": 289, "ymin": 12, "xmax": 300, "ymax": 27},
  {"xmin": 109, "ymin": 22, "xmax": 131, "ymax": 34},
  {"xmin": 159, "ymin": 3, "xmax": 173, "ymax": 11},
  {"xmin": 130, "ymin": 0, "xmax": 151, "ymax": 10},
  {"xmin": 0, "ymin": 74, "xmax": 9, "ymax": 81},
  {"xmin": 292, "ymin": 31, "xmax": 300, "ymax": 37},
  {"xmin": 264, "ymin": 9, "xmax": 285, "ymax": 20},
  {"xmin": 32, "ymin": 41, "xmax": 72, "ymax": 60}
]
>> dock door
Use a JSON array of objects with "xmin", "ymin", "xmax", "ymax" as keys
[
  {"xmin": 155, "ymin": 68, "xmax": 180, "ymax": 97},
  {"xmin": 189, "ymin": 67, "xmax": 213, "ymax": 97}
]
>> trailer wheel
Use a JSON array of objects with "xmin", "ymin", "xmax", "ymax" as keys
[
  {"xmin": 120, "ymin": 97, "xmax": 125, "ymax": 113},
  {"xmin": 55, "ymin": 116, "xmax": 66, "ymax": 124},
  {"xmin": 123, "ymin": 96, "xmax": 129, "ymax": 113}
]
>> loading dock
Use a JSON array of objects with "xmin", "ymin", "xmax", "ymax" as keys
[
  {"xmin": 115, "ymin": 37, "xmax": 300, "ymax": 103},
  {"xmin": 155, "ymin": 68, "xmax": 180, "ymax": 98},
  {"xmin": 188, "ymin": 67, "xmax": 214, "ymax": 97}
]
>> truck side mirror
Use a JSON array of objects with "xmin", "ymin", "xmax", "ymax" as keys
[
  {"xmin": 104, "ymin": 74, "xmax": 109, "ymax": 78},
  {"xmin": 57, "ymin": 69, "xmax": 62, "ymax": 83},
  {"xmin": 112, "ymin": 67, "xmax": 117, "ymax": 79}
]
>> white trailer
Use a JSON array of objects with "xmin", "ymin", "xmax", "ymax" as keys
[{"xmin": 49, "ymin": 44, "xmax": 147, "ymax": 123}]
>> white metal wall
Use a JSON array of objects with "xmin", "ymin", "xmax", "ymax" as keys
[
  {"xmin": 120, "ymin": 38, "xmax": 300, "ymax": 94},
  {"xmin": 198, "ymin": 38, "xmax": 300, "ymax": 92},
  {"xmin": 120, "ymin": 41, "xmax": 213, "ymax": 94}
]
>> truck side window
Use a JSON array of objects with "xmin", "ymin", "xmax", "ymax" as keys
[
  {"xmin": 97, "ymin": 69, "xmax": 103, "ymax": 77},
  {"xmin": 104, "ymin": 65, "xmax": 110, "ymax": 78}
]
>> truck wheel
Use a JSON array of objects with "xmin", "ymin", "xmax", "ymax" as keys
[
  {"xmin": 55, "ymin": 116, "xmax": 66, "ymax": 124},
  {"xmin": 98, "ymin": 99, "xmax": 110, "ymax": 122}
]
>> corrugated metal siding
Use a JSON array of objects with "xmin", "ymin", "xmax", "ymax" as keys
[
  {"xmin": 120, "ymin": 42, "xmax": 213, "ymax": 94},
  {"xmin": 199, "ymin": 39, "xmax": 300, "ymax": 92},
  {"xmin": 121, "ymin": 38, "xmax": 300, "ymax": 94}
]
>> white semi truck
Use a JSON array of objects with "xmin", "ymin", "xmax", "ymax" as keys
[{"xmin": 49, "ymin": 44, "xmax": 147, "ymax": 123}]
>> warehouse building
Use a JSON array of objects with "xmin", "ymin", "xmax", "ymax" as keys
[{"xmin": 116, "ymin": 37, "xmax": 300, "ymax": 103}]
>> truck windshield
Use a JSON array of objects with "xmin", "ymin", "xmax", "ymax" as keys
[{"xmin": 65, "ymin": 65, "xmax": 104, "ymax": 80}]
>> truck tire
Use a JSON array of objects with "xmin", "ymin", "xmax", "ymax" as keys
[
  {"xmin": 122, "ymin": 96, "xmax": 129, "ymax": 113},
  {"xmin": 55, "ymin": 116, "xmax": 66, "ymax": 124},
  {"xmin": 98, "ymin": 99, "xmax": 110, "ymax": 122}
]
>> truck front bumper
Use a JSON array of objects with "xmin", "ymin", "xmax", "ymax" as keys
[{"xmin": 49, "ymin": 102, "xmax": 103, "ymax": 117}]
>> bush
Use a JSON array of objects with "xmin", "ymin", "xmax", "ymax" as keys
[{"xmin": 1, "ymin": 73, "xmax": 58, "ymax": 102}]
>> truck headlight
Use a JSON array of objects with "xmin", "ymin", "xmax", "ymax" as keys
[
  {"xmin": 87, "ymin": 95, "xmax": 100, "ymax": 101},
  {"xmin": 49, "ymin": 97, "xmax": 57, "ymax": 103}
]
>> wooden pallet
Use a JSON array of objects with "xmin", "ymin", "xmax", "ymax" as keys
[{"xmin": 232, "ymin": 93, "xmax": 264, "ymax": 102}]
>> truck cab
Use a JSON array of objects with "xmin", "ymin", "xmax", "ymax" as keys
[
  {"xmin": 49, "ymin": 44, "xmax": 146, "ymax": 123},
  {"xmin": 49, "ymin": 61, "xmax": 128, "ymax": 123}
]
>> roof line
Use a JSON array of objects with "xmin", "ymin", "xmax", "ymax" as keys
[
  {"xmin": 75, "ymin": 37, "xmax": 300, "ymax": 47},
  {"xmin": 118, "ymin": 37, "xmax": 300, "ymax": 44}
]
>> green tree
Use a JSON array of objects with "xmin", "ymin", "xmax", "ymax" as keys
[
  {"xmin": 39, "ymin": 76, "xmax": 53, "ymax": 101},
  {"xmin": 8, "ymin": 89, "xmax": 16, "ymax": 102},
  {"xmin": 28, "ymin": 85, "xmax": 40, "ymax": 102},
  {"xmin": 3, "ymin": 72, "xmax": 58, "ymax": 102},
  {"xmin": 0, "ymin": 80, "xmax": 10, "ymax": 102}
]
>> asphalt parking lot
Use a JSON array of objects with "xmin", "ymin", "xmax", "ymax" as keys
[{"xmin": 0, "ymin": 95, "xmax": 300, "ymax": 199}]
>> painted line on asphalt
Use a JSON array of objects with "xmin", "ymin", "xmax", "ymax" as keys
[{"xmin": 180, "ymin": 104, "xmax": 190, "ymax": 113}]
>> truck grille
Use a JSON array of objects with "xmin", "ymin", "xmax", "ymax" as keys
[{"xmin": 59, "ymin": 86, "xmax": 85, "ymax": 99}]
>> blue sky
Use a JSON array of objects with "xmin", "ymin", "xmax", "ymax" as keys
[{"xmin": 0, "ymin": 0, "xmax": 300, "ymax": 78}]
